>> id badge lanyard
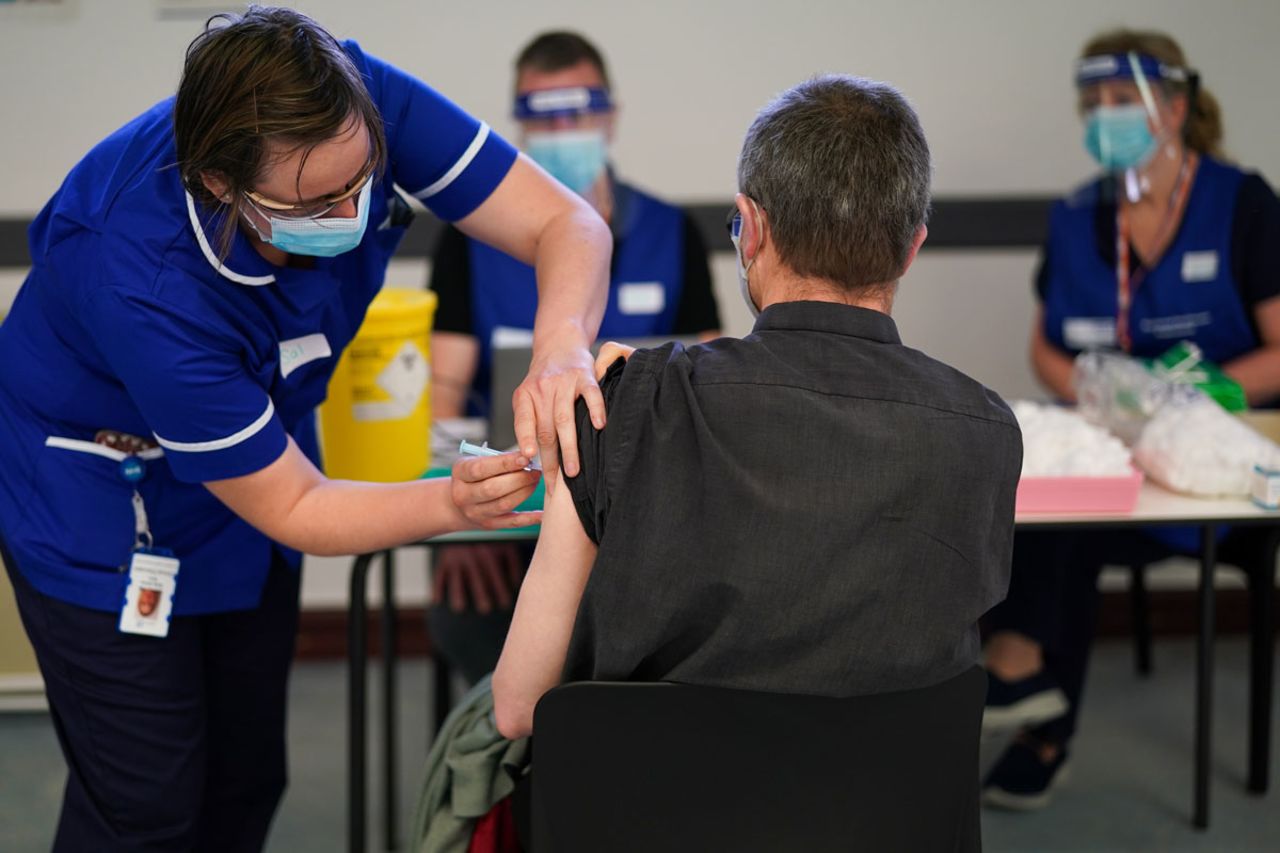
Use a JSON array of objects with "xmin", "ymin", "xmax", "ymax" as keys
[
  {"xmin": 1114, "ymin": 153, "xmax": 1196, "ymax": 353},
  {"xmin": 117, "ymin": 454, "xmax": 180, "ymax": 638}
]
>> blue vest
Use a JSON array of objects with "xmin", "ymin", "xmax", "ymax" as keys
[
  {"xmin": 1042, "ymin": 157, "xmax": 1255, "ymax": 363},
  {"xmin": 466, "ymin": 183, "xmax": 686, "ymax": 411}
]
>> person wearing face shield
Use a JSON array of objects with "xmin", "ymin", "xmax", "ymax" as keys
[
  {"xmin": 0, "ymin": 7, "xmax": 614, "ymax": 849},
  {"xmin": 426, "ymin": 31, "xmax": 721, "ymax": 685},
  {"xmin": 980, "ymin": 29, "xmax": 1280, "ymax": 812}
]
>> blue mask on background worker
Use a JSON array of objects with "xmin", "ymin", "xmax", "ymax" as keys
[
  {"xmin": 253, "ymin": 180, "xmax": 372, "ymax": 257},
  {"xmin": 525, "ymin": 130, "xmax": 608, "ymax": 196},
  {"xmin": 1084, "ymin": 105, "xmax": 1159, "ymax": 172}
]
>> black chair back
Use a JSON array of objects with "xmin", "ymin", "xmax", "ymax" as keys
[{"xmin": 530, "ymin": 666, "xmax": 986, "ymax": 852}]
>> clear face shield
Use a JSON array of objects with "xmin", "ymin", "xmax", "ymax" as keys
[{"xmin": 1075, "ymin": 52, "xmax": 1194, "ymax": 201}]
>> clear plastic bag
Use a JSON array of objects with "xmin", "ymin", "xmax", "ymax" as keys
[
  {"xmin": 1074, "ymin": 351, "xmax": 1197, "ymax": 446},
  {"xmin": 1074, "ymin": 350, "xmax": 1280, "ymax": 497},
  {"xmin": 1133, "ymin": 394, "xmax": 1280, "ymax": 497}
]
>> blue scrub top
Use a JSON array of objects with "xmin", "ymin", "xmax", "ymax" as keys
[{"xmin": 0, "ymin": 41, "xmax": 517, "ymax": 615}]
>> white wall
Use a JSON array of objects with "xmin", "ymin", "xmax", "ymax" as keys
[
  {"xmin": 2, "ymin": 0, "xmax": 1277, "ymax": 212},
  {"xmin": 3, "ymin": 0, "xmax": 1278, "ymax": 605}
]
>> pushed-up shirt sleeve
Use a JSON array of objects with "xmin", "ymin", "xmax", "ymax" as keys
[
  {"xmin": 347, "ymin": 41, "xmax": 518, "ymax": 223},
  {"xmin": 564, "ymin": 358, "xmax": 629, "ymax": 545},
  {"xmin": 84, "ymin": 286, "xmax": 288, "ymax": 484}
]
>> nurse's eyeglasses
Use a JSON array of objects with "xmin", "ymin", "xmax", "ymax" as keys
[{"xmin": 243, "ymin": 156, "xmax": 376, "ymax": 220}]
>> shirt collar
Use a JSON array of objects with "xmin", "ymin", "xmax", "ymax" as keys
[
  {"xmin": 751, "ymin": 301, "xmax": 901, "ymax": 344},
  {"xmin": 184, "ymin": 191, "xmax": 277, "ymax": 286}
]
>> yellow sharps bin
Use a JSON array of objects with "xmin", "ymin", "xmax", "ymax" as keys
[{"xmin": 319, "ymin": 288, "xmax": 436, "ymax": 482}]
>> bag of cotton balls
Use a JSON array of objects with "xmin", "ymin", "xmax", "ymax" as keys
[
  {"xmin": 1012, "ymin": 401, "xmax": 1133, "ymax": 477},
  {"xmin": 1134, "ymin": 395, "xmax": 1280, "ymax": 497}
]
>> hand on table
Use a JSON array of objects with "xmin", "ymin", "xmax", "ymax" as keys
[{"xmin": 432, "ymin": 543, "xmax": 527, "ymax": 613}]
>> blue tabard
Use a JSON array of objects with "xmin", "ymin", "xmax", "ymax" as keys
[
  {"xmin": 1041, "ymin": 156, "xmax": 1256, "ymax": 363},
  {"xmin": 466, "ymin": 183, "xmax": 686, "ymax": 411}
]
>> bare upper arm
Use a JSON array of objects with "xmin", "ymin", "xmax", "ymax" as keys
[
  {"xmin": 203, "ymin": 437, "xmax": 321, "ymax": 547},
  {"xmin": 452, "ymin": 153, "xmax": 581, "ymax": 266}
]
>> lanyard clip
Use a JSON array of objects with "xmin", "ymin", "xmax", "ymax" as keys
[{"xmin": 131, "ymin": 490, "xmax": 154, "ymax": 551}]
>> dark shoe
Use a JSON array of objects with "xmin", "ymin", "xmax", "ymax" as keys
[
  {"xmin": 982, "ymin": 670, "xmax": 1069, "ymax": 733},
  {"xmin": 982, "ymin": 735, "xmax": 1070, "ymax": 811}
]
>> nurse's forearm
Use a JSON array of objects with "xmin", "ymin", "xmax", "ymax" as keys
[
  {"xmin": 1030, "ymin": 323, "xmax": 1077, "ymax": 403},
  {"xmin": 530, "ymin": 204, "xmax": 610, "ymax": 349},
  {"xmin": 206, "ymin": 439, "xmax": 539, "ymax": 556},
  {"xmin": 1223, "ymin": 346, "xmax": 1280, "ymax": 406},
  {"xmin": 277, "ymin": 477, "xmax": 469, "ymax": 556}
]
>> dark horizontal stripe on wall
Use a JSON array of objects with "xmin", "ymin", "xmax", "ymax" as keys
[{"xmin": 0, "ymin": 197, "xmax": 1053, "ymax": 269}]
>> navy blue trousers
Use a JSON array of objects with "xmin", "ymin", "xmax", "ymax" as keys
[{"xmin": 3, "ymin": 537, "xmax": 299, "ymax": 852}]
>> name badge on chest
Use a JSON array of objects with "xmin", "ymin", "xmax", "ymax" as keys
[
  {"xmin": 1063, "ymin": 317, "xmax": 1117, "ymax": 350},
  {"xmin": 617, "ymin": 282, "xmax": 666, "ymax": 316},
  {"xmin": 1181, "ymin": 251, "xmax": 1219, "ymax": 283}
]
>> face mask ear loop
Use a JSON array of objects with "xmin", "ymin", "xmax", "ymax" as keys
[{"xmin": 742, "ymin": 199, "xmax": 763, "ymax": 273}]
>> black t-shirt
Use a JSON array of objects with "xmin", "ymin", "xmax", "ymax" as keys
[{"xmin": 430, "ymin": 203, "xmax": 720, "ymax": 336}]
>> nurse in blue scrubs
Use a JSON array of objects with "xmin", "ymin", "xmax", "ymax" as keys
[
  {"xmin": 981, "ymin": 30, "xmax": 1280, "ymax": 811},
  {"xmin": 0, "ymin": 7, "xmax": 610, "ymax": 849}
]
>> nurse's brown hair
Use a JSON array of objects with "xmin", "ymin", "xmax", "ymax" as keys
[
  {"xmin": 173, "ymin": 5, "xmax": 387, "ymax": 258},
  {"xmin": 1080, "ymin": 29, "xmax": 1224, "ymax": 158}
]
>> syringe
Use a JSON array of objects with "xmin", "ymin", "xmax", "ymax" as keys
[{"xmin": 458, "ymin": 440, "xmax": 542, "ymax": 472}]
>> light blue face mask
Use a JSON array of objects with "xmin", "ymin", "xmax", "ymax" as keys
[
  {"xmin": 253, "ymin": 180, "xmax": 371, "ymax": 257},
  {"xmin": 525, "ymin": 130, "xmax": 608, "ymax": 196},
  {"xmin": 1084, "ymin": 105, "xmax": 1159, "ymax": 172}
]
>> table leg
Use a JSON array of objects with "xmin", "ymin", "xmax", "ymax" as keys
[
  {"xmin": 1248, "ymin": 532, "xmax": 1276, "ymax": 794},
  {"xmin": 424, "ymin": 544, "xmax": 454, "ymax": 734},
  {"xmin": 381, "ymin": 550, "xmax": 399, "ymax": 851},
  {"xmin": 349, "ymin": 552, "xmax": 374, "ymax": 853},
  {"xmin": 1194, "ymin": 525, "xmax": 1217, "ymax": 830}
]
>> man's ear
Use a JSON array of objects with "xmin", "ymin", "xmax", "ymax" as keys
[
  {"xmin": 199, "ymin": 170, "xmax": 232, "ymax": 204},
  {"xmin": 899, "ymin": 224, "xmax": 928, "ymax": 277},
  {"xmin": 734, "ymin": 192, "xmax": 764, "ymax": 260}
]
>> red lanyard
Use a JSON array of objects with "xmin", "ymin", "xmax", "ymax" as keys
[{"xmin": 1114, "ymin": 154, "xmax": 1196, "ymax": 352}]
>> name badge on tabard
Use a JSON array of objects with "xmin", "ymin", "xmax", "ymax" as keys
[
  {"xmin": 617, "ymin": 282, "xmax": 666, "ymax": 316},
  {"xmin": 1063, "ymin": 317, "xmax": 1117, "ymax": 350},
  {"xmin": 1181, "ymin": 251, "xmax": 1219, "ymax": 283}
]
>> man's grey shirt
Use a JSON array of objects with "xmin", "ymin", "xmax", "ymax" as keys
[{"xmin": 564, "ymin": 301, "xmax": 1023, "ymax": 696}]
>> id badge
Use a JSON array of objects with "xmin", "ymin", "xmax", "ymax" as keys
[{"xmin": 119, "ymin": 549, "xmax": 180, "ymax": 638}]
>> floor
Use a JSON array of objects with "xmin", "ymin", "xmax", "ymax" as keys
[{"xmin": 0, "ymin": 637, "xmax": 1275, "ymax": 852}]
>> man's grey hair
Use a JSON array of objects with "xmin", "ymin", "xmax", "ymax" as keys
[{"xmin": 737, "ymin": 74, "xmax": 931, "ymax": 292}]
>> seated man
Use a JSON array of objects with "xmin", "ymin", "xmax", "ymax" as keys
[
  {"xmin": 492, "ymin": 74, "xmax": 1023, "ymax": 738},
  {"xmin": 428, "ymin": 31, "xmax": 720, "ymax": 683}
]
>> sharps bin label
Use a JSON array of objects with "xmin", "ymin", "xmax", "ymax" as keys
[{"xmin": 352, "ymin": 340, "xmax": 430, "ymax": 422}]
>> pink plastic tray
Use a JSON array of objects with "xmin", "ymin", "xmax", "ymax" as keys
[{"xmin": 1015, "ymin": 468, "xmax": 1144, "ymax": 515}]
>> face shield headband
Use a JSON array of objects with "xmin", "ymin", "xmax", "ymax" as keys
[
  {"xmin": 513, "ymin": 86, "xmax": 613, "ymax": 121},
  {"xmin": 1074, "ymin": 52, "xmax": 1197, "ymax": 113}
]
